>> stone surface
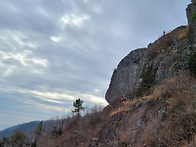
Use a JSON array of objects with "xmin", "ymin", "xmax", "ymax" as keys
[
  {"xmin": 105, "ymin": 24, "xmax": 194, "ymax": 103},
  {"xmin": 186, "ymin": 2, "xmax": 196, "ymax": 24},
  {"xmin": 187, "ymin": 2, "xmax": 196, "ymax": 44},
  {"xmin": 92, "ymin": 2, "xmax": 196, "ymax": 146},
  {"xmin": 189, "ymin": 21, "xmax": 196, "ymax": 44},
  {"xmin": 105, "ymin": 48, "xmax": 148, "ymax": 103}
]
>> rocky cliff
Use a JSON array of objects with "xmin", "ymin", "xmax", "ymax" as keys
[
  {"xmin": 88, "ymin": 3, "xmax": 196, "ymax": 146},
  {"xmin": 105, "ymin": 48, "xmax": 148, "ymax": 103},
  {"xmin": 34, "ymin": 2, "xmax": 196, "ymax": 147},
  {"xmin": 88, "ymin": 2, "xmax": 196, "ymax": 146},
  {"xmin": 105, "ymin": 2, "xmax": 196, "ymax": 104}
]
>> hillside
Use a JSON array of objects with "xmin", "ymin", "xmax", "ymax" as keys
[
  {"xmin": 0, "ymin": 121, "xmax": 40, "ymax": 140},
  {"xmin": 3, "ymin": 1, "xmax": 196, "ymax": 147}
]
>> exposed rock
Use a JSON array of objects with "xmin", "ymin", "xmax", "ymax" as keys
[
  {"xmin": 187, "ymin": 2, "xmax": 196, "ymax": 44},
  {"xmin": 154, "ymin": 32, "xmax": 191, "ymax": 84},
  {"xmin": 89, "ymin": 101, "xmax": 162, "ymax": 147},
  {"xmin": 186, "ymin": 2, "xmax": 196, "ymax": 24},
  {"xmin": 105, "ymin": 48, "xmax": 148, "ymax": 103},
  {"xmin": 35, "ymin": 2, "xmax": 196, "ymax": 147},
  {"xmin": 105, "ymin": 25, "xmax": 193, "ymax": 103},
  {"xmin": 104, "ymin": 2, "xmax": 196, "ymax": 104},
  {"xmin": 90, "ymin": 82, "xmax": 196, "ymax": 146},
  {"xmin": 189, "ymin": 21, "xmax": 196, "ymax": 45}
]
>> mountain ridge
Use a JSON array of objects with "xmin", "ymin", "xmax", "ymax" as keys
[{"xmin": 0, "ymin": 121, "xmax": 40, "ymax": 140}]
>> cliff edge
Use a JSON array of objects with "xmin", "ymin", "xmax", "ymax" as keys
[{"xmin": 105, "ymin": 2, "xmax": 196, "ymax": 104}]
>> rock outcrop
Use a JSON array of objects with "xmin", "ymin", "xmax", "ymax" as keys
[
  {"xmin": 186, "ymin": 1, "xmax": 196, "ymax": 24},
  {"xmin": 105, "ymin": 48, "xmax": 148, "ymax": 103},
  {"xmin": 187, "ymin": 1, "xmax": 196, "ymax": 44},
  {"xmin": 105, "ymin": 2, "xmax": 196, "ymax": 103},
  {"xmin": 34, "ymin": 2, "xmax": 196, "ymax": 147},
  {"xmin": 91, "ymin": 75, "xmax": 196, "ymax": 146}
]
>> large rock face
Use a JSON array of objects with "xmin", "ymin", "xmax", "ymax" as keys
[
  {"xmin": 186, "ymin": 2, "xmax": 196, "ymax": 24},
  {"xmin": 105, "ymin": 1, "xmax": 196, "ymax": 103},
  {"xmin": 105, "ymin": 25, "xmax": 193, "ymax": 103},
  {"xmin": 105, "ymin": 48, "xmax": 148, "ymax": 103},
  {"xmin": 97, "ymin": 2, "xmax": 196, "ymax": 146},
  {"xmin": 187, "ymin": 2, "xmax": 196, "ymax": 44}
]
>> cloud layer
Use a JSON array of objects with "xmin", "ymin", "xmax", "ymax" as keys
[{"xmin": 0, "ymin": 0, "xmax": 189, "ymax": 130}]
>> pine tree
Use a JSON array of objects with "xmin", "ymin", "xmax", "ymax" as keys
[
  {"xmin": 34, "ymin": 121, "xmax": 43, "ymax": 136},
  {"xmin": 10, "ymin": 130, "xmax": 29, "ymax": 147},
  {"xmin": 71, "ymin": 98, "xmax": 84, "ymax": 116}
]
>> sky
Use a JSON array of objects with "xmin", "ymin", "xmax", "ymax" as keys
[{"xmin": 0, "ymin": 0, "xmax": 190, "ymax": 130}]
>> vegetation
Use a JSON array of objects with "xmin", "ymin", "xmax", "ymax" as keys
[
  {"xmin": 34, "ymin": 121, "xmax": 43, "ymax": 136},
  {"xmin": 136, "ymin": 65, "xmax": 156, "ymax": 97},
  {"xmin": 6, "ymin": 72, "xmax": 195, "ymax": 147},
  {"xmin": 31, "ymin": 104, "xmax": 108, "ymax": 147},
  {"xmin": 0, "ymin": 136, "xmax": 10, "ymax": 147},
  {"xmin": 71, "ymin": 98, "xmax": 84, "ymax": 115},
  {"xmin": 177, "ymin": 26, "xmax": 188, "ymax": 40},
  {"xmin": 188, "ymin": 51, "xmax": 196, "ymax": 77},
  {"xmin": 10, "ymin": 130, "xmax": 29, "ymax": 147},
  {"xmin": 190, "ymin": 11, "xmax": 196, "ymax": 22},
  {"xmin": 120, "ymin": 141, "xmax": 130, "ymax": 147}
]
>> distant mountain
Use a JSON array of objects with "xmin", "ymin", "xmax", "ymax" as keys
[{"xmin": 0, "ymin": 121, "xmax": 40, "ymax": 140}]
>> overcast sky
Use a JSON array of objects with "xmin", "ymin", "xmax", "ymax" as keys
[{"xmin": 0, "ymin": 0, "xmax": 190, "ymax": 130}]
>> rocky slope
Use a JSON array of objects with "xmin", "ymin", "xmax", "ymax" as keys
[
  {"xmin": 34, "ymin": 2, "xmax": 196, "ymax": 147},
  {"xmin": 89, "ymin": 1, "xmax": 196, "ymax": 146},
  {"xmin": 91, "ymin": 75, "xmax": 196, "ymax": 146}
]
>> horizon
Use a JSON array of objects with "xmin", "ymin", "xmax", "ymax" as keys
[{"xmin": 0, "ymin": 0, "xmax": 190, "ymax": 130}]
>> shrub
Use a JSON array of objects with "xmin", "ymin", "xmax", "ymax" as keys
[
  {"xmin": 52, "ymin": 128, "xmax": 63, "ymax": 136},
  {"xmin": 188, "ymin": 51, "xmax": 196, "ymax": 77},
  {"xmin": 179, "ymin": 112, "xmax": 196, "ymax": 142},
  {"xmin": 136, "ymin": 65, "xmax": 156, "ymax": 97},
  {"xmin": 120, "ymin": 141, "xmax": 130, "ymax": 147},
  {"xmin": 190, "ymin": 12, "xmax": 196, "ymax": 23},
  {"xmin": 0, "ymin": 136, "xmax": 10, "ymax": 146},
  {"xmin": 10, "ymin": 130, "xmax": 29, "ymax": 147}
]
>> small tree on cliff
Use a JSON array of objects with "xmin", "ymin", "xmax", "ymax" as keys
[{"xmin": 71, "ymin": 98, "xmax": 84, "ymax": 116}]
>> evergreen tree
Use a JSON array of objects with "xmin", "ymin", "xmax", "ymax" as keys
[
  {"xmin": 34, "ymin": 121, "xmax": 43, "ymax": 136},
  {"xmin": 71, "ymin": 98, "xmax": 84, "ymax": 115},
  {"xmin": 0, "ymin": 136, "xmax": 10, "ymax": 147},
  {"xmin": 33, "ymin": 121, "xmax": 43, "ymax": 147},
  {"xmin": 10, "ymin": 130, "xmax": 29, "ymax": 147}
]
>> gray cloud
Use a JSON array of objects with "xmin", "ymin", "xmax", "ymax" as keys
[{"xmin": 0, "ymin": 0, "xmax": 189, "ymax": 130}]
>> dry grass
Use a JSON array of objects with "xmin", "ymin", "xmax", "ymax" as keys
[
  {"xmin": 37, "ymin": 135, "xmax": 56, "ymax": 147},
  {"xmin": 109, "ymin": 96, "xmax": 154, "ymax": 117},
  {"xmin": 142, "ymin": 71, "xmax": 196, "ymax": 146},
  {"xmin": 152, "ymin": 71, "xmax": 191, "ymax": 99},
  {"xmin": 178, "ymin": 26, "xmax": 188, "ymax": 40},
  {"xmin": 148, "ymin": 26, "xmax": 188, "ymax": 61},
  {"xmin": 109, "ymin": 100, "xmax": 132, "ymax": 117},
  {"xmin": 35, "ymin": 105, "xmax": 109, "ymax": 147},
  {"xmin": 36, "ymin": 71, "xmax": 196, "ymax": 147}
]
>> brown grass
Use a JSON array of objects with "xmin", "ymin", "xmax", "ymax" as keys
[
  {"xmin": 152, "ymin": 71, "xmax": 191, "ymax": 99},
  {"xmin": 178, "ymin": 26, "xmax": 188, "ymax": 40},
  {"xmin": 143, "ymin": 71, "xmax": 196, "ymax": 146},
  {"xmin": 109, "ymin": 100, "xmax": 132, "ymax": 117},
  {"xmin": 36, "ymin": 71, "xmax": 196, "ymax": 147}
]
